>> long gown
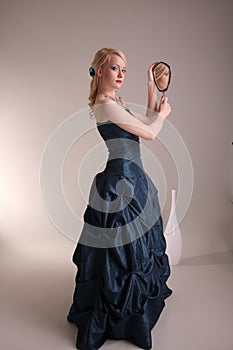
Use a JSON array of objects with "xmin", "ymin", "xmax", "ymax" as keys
[{"xmin": 67, "ymin": 111, "xmax": 172, "ymax": 350}]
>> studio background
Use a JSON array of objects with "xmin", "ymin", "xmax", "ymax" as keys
[{"xmin": 0, "ymin": 1, "xmax": 232, "ymax": 349}]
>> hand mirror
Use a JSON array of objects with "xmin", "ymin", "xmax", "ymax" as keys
[{"xmin": 152, "ymin": 61, "xmax": 171, "ymax": 95}]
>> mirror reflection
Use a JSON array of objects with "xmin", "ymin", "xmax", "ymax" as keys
[{"xmin": 152, "ymin": 62, "xmax": 171, "ymax": 93}]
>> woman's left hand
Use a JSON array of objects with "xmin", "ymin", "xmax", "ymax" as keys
[{"xmin": 147, "ymin": 62, "xmax": 158, "ymax": 83}]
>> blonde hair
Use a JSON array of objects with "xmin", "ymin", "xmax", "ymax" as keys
[
  {"xmin": 88, "ymin": 47, "xmax": 127, "ymax": 110},
  {"xmin": 154, "ymin": 62, "xmax": 169, "ymax": 80}
]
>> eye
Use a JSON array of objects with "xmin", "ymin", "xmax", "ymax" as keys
[
  {"xmin": 111, "ymin": 66, "xmax": 118, "ymax": 71},
  {"xmin": 122, "ymin": 69, "xmax": 127, "ymax": 74}
]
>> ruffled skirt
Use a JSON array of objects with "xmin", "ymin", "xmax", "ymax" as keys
[{"xmin": 67, "ymin": 170, "xmax": 172, "ymax": 349}]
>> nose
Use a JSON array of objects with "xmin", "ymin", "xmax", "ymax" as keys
[{"xmin": 117, "ymin": 69, "xmax": 123, "ymax": 78}]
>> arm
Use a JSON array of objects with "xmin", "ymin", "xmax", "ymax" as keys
[
  {"xmin": 129, "ymin": 62, "xmax": 159, "ymax": 125},
  {"xmin": 146, "ymin": 62, "xmax": 158, "ymax": 117},
  {"xmin": 93, "ymin": 97, "xmax": 171, "ymax": 141}
]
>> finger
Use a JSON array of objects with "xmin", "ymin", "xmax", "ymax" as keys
[{"xmin": 150, "ymin": 62, "xmax": 158, "ymax": 70}]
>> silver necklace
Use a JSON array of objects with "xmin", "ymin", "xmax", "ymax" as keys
[{"xmin": 97, "ymin": 93, "xmax": 122, "ymax": 105}]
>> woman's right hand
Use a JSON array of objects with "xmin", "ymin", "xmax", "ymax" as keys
[{"xmin": 158, "ymin": 96, "xmax": 171, "ymax": 118}]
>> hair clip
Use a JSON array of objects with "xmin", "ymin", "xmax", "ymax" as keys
[{"xmin": 89, "ymin": 67, "xmax": 95, "ymax": 77}]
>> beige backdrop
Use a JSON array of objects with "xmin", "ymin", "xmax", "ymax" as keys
[{"xmin": 1, "ymin": 0, "xmax": 233, "ymax": 260}]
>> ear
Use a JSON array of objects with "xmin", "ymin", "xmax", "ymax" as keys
[{"xmin": 96, "ymin": 66, "xmax": 102, "ymax": 78}]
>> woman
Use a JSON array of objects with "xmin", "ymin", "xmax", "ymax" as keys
[{"xmin": 67, "ymin": 47, "xmax": 172, "ymax": 349}]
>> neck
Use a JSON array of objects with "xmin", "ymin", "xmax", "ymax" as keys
[
  {"xmin": 97, "ymin": 86, "xmax": 117, "ymax": 98},
  {"xmin": 98, "ymin": 91, "xmax": 116, "ymax": 97},
  {"xmin": 97, "ymin": 94, "xmax": 122, "ymax": 106}
]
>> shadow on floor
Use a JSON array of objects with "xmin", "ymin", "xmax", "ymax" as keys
[{"xmin": 179, "ymin": 251, "xmax": 233, "ymax": 266}]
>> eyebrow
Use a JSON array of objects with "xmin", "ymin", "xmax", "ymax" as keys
[{"xmin": 111, "ymin": 63, "xmax": 127, "ymax": 68}]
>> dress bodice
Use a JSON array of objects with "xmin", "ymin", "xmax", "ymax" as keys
[{"xmin": 96, "ymin": 120, "xmax": 144, "ymax": 176}]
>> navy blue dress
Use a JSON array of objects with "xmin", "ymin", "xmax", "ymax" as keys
[{"xmin": 67, "ymin": 114, "xmax": 172, "ymax": 349}]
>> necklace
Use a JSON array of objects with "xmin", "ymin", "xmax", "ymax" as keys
[{"xmin": 97, "ymin": 93, "xmax": 122, "ymax": 105}]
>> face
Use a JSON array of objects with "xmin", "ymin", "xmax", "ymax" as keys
[
  {"xmin": 153, "ymin": 63, "xmax": 170, "ymax": 91},
  {"xmin": 97, "ymin": 54, "xmax": 127, "ymax": 91},
  {"xmin": 157, "ymin": 70, "xmax": 169, "ymax": 90}
]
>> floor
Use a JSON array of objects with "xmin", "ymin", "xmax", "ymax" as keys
[{"xmin": 1, "ymin": 246, "xmax": 233, "ymax": 350}]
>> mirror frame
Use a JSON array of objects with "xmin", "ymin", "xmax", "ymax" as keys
[{"xmin": 152, "ymin": 61, "xmax": 171, "ymax": 93}]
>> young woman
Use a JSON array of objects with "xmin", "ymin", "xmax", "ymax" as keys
[{"xmin": 67, "ymin": 47, "xmax": 172, "ymax": 349}]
